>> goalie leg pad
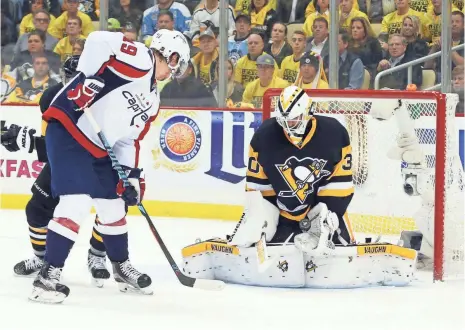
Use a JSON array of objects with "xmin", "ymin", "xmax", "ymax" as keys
[
  {"xmin": 182, "ymin": 240, "xmax": 418, "ymax": 288},
  {"xmin": 228, "ymin": 191, "xmax": 279, "ymax": 247}
]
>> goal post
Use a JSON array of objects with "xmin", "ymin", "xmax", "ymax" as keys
[{"xmin": 262, "ymin": 89, "xmax": 464, "ymax": 281}]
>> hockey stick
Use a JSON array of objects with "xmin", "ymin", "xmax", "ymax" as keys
[
  {"xmin": 83, "ymin": 108, "xmax": 225, "ymax": 291},
  {"xmin": 257, "ymin": 233, "xmax": 293, "ymax": 273}
]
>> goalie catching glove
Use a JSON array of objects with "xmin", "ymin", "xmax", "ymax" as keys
[
  {"xmin": 116, "ymin": 168, "xmax": 146, "ymax": 206},
  {"xmin": 1, "ymin": 124, "xmax": 36, "ymax": 153},
  {"xmin": 67, "ymin": 76, "xmax": 105, "ymax": 111},
  {"xmin": 294, "ymin": 202, "xmax": 340, "ymax": 253}
]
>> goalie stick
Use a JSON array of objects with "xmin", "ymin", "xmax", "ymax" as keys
[{"xmin": 83, "ymin": 108, "xmax": 225, "ymax": 291}]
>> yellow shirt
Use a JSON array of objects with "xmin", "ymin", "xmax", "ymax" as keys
[
  {"xmin": 424, "ymin": 5, "xmax": 460, "ymax": 43},
  {"xmin": 453, "ymin": 0, "xmax": 464, "ymax": 11},
  {"xmin": 298, "ymin": 79, "xmax": 329, "ymax": 89},
  {"xmin": 19, "ymin": 13, "xmax": 56, "ymax": 35},
  {"xmin": 234, "ymin": 53, "xmax": 279, "ymax": 88},
  {"xmin": 381, "ymin": 8, "xmax": 428, "ymax": 36},
  {"xmin": 279, "ymin": 55, "xmax": 301, "ymax": 84},
  {"xmin": 48, "ymin": 11, "xmax": 94, "ymax": 40},
  {"xmin": 409, "ymin": 0, "xmax": 433, "ymax": 13},
  {"xmin": 54, "ymin": 35, "xmax": 86, "ymax": 62},
  {"xmin": 305, "ymin": 2, "xmax": 358, "ymax": 17},
  {"xmin": 230, "ymin": 101, "xmax": 255, "ymax": 109},
  {"xmin": 251, "ymin": 3, "xmax": 274, "ymax": 28},
  {"xmin": 192, "ymin": 50, "xmax": 219, "ymax": 86},
  {"xmin": 242, "ymin": 76, "xmax": 289, "ymax": 108},
  {"xmin": 339, "ymin": 9, "xmax": 370, "ymax": 33},
  {"xmin": 303, "ymin": 11, "xmax": 330, "ymax": 37},
  {"xmin": 235, "ymin": 0, "xmax": 276, "ymax": 15}
]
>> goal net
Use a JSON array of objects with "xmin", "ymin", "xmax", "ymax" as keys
[{"xmin": 262, "ymin": 89, "xmax": 464, "ymax": 281}]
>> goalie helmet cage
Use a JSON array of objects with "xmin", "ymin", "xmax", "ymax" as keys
[{"xmin": 262, "ymin": 89, "xmax": 464, "ymax": 281}]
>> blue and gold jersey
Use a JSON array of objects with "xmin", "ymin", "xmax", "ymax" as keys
[{"xmin": 246, "ymin": 116, "xmax": 354, "ymax": 225}]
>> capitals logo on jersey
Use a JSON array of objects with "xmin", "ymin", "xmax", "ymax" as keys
[{"xmin": 276, "ymin": 156, "xmax": 331, "ymax": 204}]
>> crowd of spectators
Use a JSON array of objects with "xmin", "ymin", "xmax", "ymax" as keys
[{"xmin": 1, "ymin": 0, "xmax": 463, "ymax": 113}]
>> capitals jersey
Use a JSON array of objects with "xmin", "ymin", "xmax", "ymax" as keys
[
  {"xmin": 43, "ymin": 31, "xmax": 158, "ymax": 168},
  {"xmin": 246, "ymin": 116, "xmax": 354, "ymax": 236}
]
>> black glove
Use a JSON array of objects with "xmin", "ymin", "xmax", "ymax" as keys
[
  {"xmin": 1, "ymin": 124, "xmax": 36, "ymax": 153},
  {"xmin": 116, "ymin": 168, "xmax": 146, "ymax": 206}
]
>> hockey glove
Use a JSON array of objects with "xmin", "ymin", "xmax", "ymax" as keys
[
  {"xmin": 67, "ymin": 76, "xmax": 105, "ymax": 111},
  {"xmin": 116, "ymin": 168, "xmax": 146, "ymax": 206},
  {"xmin": 1, "ymin": 124, "xmax": 36, "ymax": 153},
  {"xmin": 295, "ymin": 203, "xmax": 340, "ymax": 253}
]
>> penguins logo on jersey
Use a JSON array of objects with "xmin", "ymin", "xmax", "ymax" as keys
[{"xmin": 276, "ymin": 156, "xmax": 331, "ymax": 204}]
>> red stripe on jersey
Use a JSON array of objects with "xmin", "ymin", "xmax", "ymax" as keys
[
  {"xmin": 105, "ymin": 217, "xmax": 127, "ymax": 227},
  {"xmin": 97, "ymin": 57, "xmax": 114, "ymax": 76},
  {"xmin": 53, "ymin": 217, "xmax": 80, "ymax": 233},
  {"xmin": 43, "ymin": 106, "xmax": 107, "ymax": 158},
  {"xmin": 134, "ymin": 114, "xmax": 158, "ymax": 167},
  {"xmin": 97, "ymin": 56, "xmax": 149, "ymax": 79}
]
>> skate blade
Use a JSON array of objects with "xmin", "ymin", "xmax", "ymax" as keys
[
  {"xmin": 13, "ymin": 271, "xmax": 40, "ymax": 278},
  {"xmin": 91, "ymin": 277, "xmax": 107, "ymax": 288},
  {"xmin": 117, "ymin": 282, "xmax": 153, "ymax": 295},
  {"xmin": 29, "ymin": 287, "xmax": 67, "ymax": 304}
]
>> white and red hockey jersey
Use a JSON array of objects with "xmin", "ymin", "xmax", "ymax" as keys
[{"xmin": 43, "ymin": 31, "xmax": 158, "ymax": 168}]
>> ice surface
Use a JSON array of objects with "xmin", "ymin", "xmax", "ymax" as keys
[{"xmin": 0, "ymin": 209, "xmax": 463, "ymax": 330}]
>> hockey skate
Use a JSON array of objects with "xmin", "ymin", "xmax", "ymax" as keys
[
  {"xmin": 87, "ymin": 249, "xmax": 111, "ymax": 288},
  {"xmin": 112, "ymin": 259, "xmax": 152, "ymax": 295},
  {"xmin": 13, "ymin": 255, "xmax": 44, "ymax": 276},
  {"xmin": 29, "ymin": 262, "xmax": 70, "ymax": 304}
]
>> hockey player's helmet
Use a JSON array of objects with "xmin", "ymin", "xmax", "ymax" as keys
[
  {"xmin": 275, "ymin": 86, "xmax": 315, "ymax": 145},
  {"xmin": 62, "ymin": 55, "xmax": 80, "ymax": 81},
  {"xmin": 150, "ymin": 29, "xmax": 190, "ymax": 78}
]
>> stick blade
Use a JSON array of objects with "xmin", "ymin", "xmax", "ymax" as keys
[{"xmin": 193, "ymin": 279, "xmax": 226, "ymax": 291}]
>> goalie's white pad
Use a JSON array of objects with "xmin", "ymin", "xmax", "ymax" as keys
[
  {"xmin": 371, "ymin": 98, "xmax": 424, "ymax": 164},
  {"xmin": 181, "ymin": 239, "xmax": 417, "ymax": 288},
  {"xmin": 228, "ymin": 191, "xmax": 279, "ymax": 247},
  {"xmin": 370, "ymin": 98, "xmax": 399, "ymax": 121},
  {"xmin": 387, "ymin": 134, "xmax": 424, "ymax": 164}
]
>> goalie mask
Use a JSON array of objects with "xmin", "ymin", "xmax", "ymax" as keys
[
  {"xmin": 150, "ymin": 29, "xmax": 190, "ymax": 78},
  {"xmin": 275, "ymin": 86, "xmax": 314, "ymax": 145}
]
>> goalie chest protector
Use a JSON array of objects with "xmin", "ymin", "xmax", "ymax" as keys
[{"xmin": 248, "ymin": 116, "xmax": 353, "ymax": 222}]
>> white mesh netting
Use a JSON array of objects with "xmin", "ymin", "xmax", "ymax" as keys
[{"xmin": 264, "ymin": 91, "xmax": 464, "ymax": 280}]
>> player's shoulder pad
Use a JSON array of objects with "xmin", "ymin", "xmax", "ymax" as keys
[
  {"xmin": 106, "ymin": 32, "xmax": 153, "ymax": 68},
  {"xmin": 314, "ymin": 114, "xmax": 350, "ymax": 145},
  {"xmin": 251, "ymin": 118, "xmax": 281, "ymax": 145}
]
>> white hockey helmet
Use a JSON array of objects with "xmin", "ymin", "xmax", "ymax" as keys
[
  {"xmin": 275, "ymin": 86, "xmax": 315, "ymax": 145},
  {"xmin": 150, "ymin": 29, "xmax": 190, "ymax": 78}
]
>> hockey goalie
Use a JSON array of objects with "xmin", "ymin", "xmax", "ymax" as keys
[{"xmin": 181, "ymin": 86, "xmax": 417, "ymax": 288}]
